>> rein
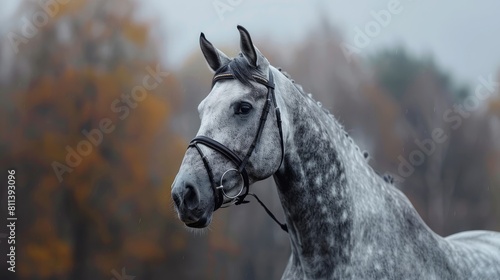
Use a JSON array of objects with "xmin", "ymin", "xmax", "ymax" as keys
[{"xmin": 188, "ymin": 69, "xmax": 288, "ymax": 233}]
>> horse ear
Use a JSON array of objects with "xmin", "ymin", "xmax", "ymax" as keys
[
  {"xmin": 237, "ymin": 25, "xmax": 259, "ymax": 67},
  {"xmin": 200, "ymin": 33, "xmax": 230, "ymax": 72}
]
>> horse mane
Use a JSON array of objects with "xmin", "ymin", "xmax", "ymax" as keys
[
  {"xmin": 276, "ymin": 66, "xmax": 397, "ymax": 184},
  {"xmin": 214, "ymin": 54, "xmax": 317, "ymax": 102},
  {"xmin": 276, "ymin": 67, "xmax": 339, "ymax": 119},
  {"xmin": 214, "ymin": 58, "xmax": 388, "ymax": 177},
  {"xmin": 218, "ymin": 57, "xmax": 334, "ymax": 119}
]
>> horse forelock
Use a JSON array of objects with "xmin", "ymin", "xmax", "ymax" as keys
[{"xmin": 215, "ymin": 54, "xmax": 258, "ymax": 88}]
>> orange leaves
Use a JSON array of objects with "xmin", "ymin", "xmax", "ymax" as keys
[
  {"xmin": 54, "ymin": 0, "xmax": 87, "ymax": 17},
  {"xmin": 32, "ymin": 176, "xmax": 58, "ymax": 211},
  {"xmin": 124, "ymin": 235, "xmax": 165, "ymax": 260},
  {"xmin": 21, "ymin": 241, "xmax": 72, "ymax": 278},
  {"xmin": 2, "ymin": 0, "xmax": 189, "ymax": 278},
  {"xmin": 20, "ymin": 218, "xmax": 73, "ymax": 278},
  {"xmin": 125, "ymin": 94, "xmax": 169, "ymax": 139},
  {"xmin": 123, "ymin": 21, "xmax": 149, "ymax": 47},
  {"xmin": 488, "ymin": 97, "xmax": 500, "ymax": 118}
]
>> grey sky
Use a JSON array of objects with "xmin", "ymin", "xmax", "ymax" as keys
[
  {"xmin": 2, "ymin": 0, "xmax": 499, "ymax": 85},
  {"xmin": 144, "ymin": 0, "xmax": 500, "ymax": 86}
]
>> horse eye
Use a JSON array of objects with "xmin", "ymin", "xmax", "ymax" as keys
[{"xmin": 236, "ymin": 102, "xmax": 253, "ymax": 115}]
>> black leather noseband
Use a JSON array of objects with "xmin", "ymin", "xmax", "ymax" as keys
[{"xmin": 188, "ymin": 69, "xmax": 284, "ymax": 211}]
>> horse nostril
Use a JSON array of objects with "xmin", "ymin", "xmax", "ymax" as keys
[
  {"xmin": 184, "ymin": 184, "xmax": 200, "ymax": 210},
  {"xmin": 172, "ymin": 192, "xmax": 182, "ymax": 209}
]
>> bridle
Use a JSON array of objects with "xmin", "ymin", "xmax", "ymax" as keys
[{"xmin": 187, "ymin": 68, "xmax": 288, "ymax": 232}]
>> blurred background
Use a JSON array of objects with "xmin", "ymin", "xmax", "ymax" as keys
[{"xmin": 0, "ymin": 0, "xmax": 499, "ymax": 279}]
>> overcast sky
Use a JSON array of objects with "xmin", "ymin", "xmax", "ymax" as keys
[
  {"xmin": 143, "ymin": 0, "xmax": 500, "ymax": 86},
  {"xmin": 2, "ymin": 0, "xmax": 499, "ymax": 85}
]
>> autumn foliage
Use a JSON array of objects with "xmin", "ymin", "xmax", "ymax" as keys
[{"xmin": 0, "ymin": 0, "xmax": 189, "ymax": 279}]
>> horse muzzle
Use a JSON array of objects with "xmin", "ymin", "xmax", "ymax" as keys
[{"xmin": 171, "ymin": 173, "xmax": 214, "ymax": 228}]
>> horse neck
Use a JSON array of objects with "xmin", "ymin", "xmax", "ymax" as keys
[{"xmin": 271, "ymin": 69, "xmax": 440, "ymax": 276}]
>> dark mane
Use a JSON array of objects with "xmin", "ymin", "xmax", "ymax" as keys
[
  {"xmin": 215, "ymin": 54, "xmax": 257, "ymax": 87},
  {"xmin": 214, "ymin": 55, "xmax": 311, "ymax": 99},
  {"xmin": 215, "ymin": 58, "xmax": 325, "ymax": 117},
  {"xmin": 215, "ymin": 58, "xmax": 337, "ymax": 122}
]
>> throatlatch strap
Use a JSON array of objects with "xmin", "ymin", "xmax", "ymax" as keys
[{"xmin": 267, "ymin": 70, "xmax": 284, "ymax": 169}]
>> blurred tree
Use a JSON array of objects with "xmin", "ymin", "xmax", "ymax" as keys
[
  {"xmin": 0, "ymin": 0, "xmax": 187, "ymax": 279},
  {"xmin": 369, "ymin": 48, "xmax": 499, "ymax": 235},
  {"xmin": 369, "ymin": 48, "xmax": 469, "ymax": 101}
]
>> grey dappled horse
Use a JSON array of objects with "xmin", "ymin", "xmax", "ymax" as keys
[{"xmin": 171, "ymin": 26, "xmax": 500, "ymax": 279}]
